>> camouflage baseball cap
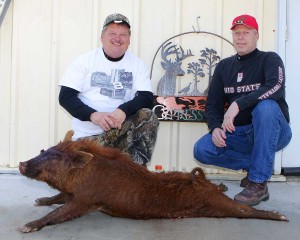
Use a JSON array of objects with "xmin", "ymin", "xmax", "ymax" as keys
[{"xmin": 103, "ymin": 13, "xmax": 131, "ymax": 29}]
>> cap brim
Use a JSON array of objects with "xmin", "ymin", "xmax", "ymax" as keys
[
  {"xmin": 230, "ymin": 23, "xmax": 255, "ymax": 30},
  {"xmin": 103, "ymin": 20, "xmax": 130, "ymax": 29}
]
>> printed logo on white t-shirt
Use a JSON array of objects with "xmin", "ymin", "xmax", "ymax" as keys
[{"xmin": 90, "ymin": 69, "xmax": 133, "ymax": 99}]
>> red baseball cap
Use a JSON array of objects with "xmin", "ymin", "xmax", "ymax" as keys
[{"xmin": 230, "ymin": 14, "xmax": 258, "ymax": 31}]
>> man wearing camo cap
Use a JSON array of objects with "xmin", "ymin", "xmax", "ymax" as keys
[
  {"xmin": 59, "ymin": 13, "xmax": 159, "ymax": 166},
  {"xmin": 103, "ymin": 13, "xmax": 131, "ymax": 29}
]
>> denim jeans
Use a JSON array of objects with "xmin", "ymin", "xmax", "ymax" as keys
[{"xmin": 193, "ymin": 100, "xmax": 292, "ymax": 183}]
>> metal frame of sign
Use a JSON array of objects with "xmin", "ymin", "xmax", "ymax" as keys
[
  {"xmin": 0, "ymin": 0, "xmax": 11, "ymax": 27},
  {"xmin": 150, "ymin": 20, "xmax": 233, "ymax": 122}
]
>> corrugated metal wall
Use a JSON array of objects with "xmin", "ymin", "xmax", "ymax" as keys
[{"xmin": 0, "ymin": 0, "xmax": 279, "ymax": 173}]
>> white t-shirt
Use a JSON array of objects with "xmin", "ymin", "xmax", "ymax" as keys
[{"xmin": 59, "ymin": 48, "xmax": 152, "ymax": 139}]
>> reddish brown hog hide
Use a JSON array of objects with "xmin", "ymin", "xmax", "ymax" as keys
[{"xmin": 19, "ymin": 131, "xmax": 287, "ymax": 233}]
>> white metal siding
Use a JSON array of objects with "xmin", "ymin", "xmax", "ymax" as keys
[{"xmin": 0, "ymin": 0, "xmax": 282, "ymax": 173}]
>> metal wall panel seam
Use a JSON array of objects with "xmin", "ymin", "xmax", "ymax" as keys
[
  {"xmin": 0, "ymin": 0, "xmax": 12, "ymax": 167},
  {"xmin": 216, "ymin": 0, "xmax": 223, "ymax": 56},
  {"xmin": 49, "ymin": 0, "xmax": 58, "ymax": 145},
  {"xmin": 277, "ymin": 0, "xmax": 287, "ymax": 63},
  {"xmin": 132, "ymin": 0, "xmax": 140, "ymax": 56},
  {"xmin": 256, "ymin": 0, "xmax": 264, "ymax": 50},
  {"xmin": 170, "ymin": 0, "xmax": 182, "ymax": 171},
  {"xmin": 9, "ymin": 0, "xmax": 20, "ymax": 167},
  {"xmin": 274, "ymin": 0, "xmax": 287, "ymax": 174},
  {"xmin": 92, "ymin": 0, "xmax": 99, "ymax": 49}
]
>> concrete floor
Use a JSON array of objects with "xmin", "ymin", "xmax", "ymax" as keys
[{"xmin": 0, "ymin": 172, "xmax": 300, "ymax": 240}]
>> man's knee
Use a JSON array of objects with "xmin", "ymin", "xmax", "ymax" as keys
[
  {"xmin": 252, "ymin": 100, "xmax": 280, "ymax": 120},
  {"xmin": 193, "ymin": 134, "xmax": 213, "ymax": 164},
  {"xmin": 129, "ymin": 109, "xmax": 159, "ymax": 164},
  {"xmin": 135, "ymin": 108, "xmax": 156, "ymax": 120},
  {"xmin": 134, "ymin": 108, "xmax": 159, "ymax": 127},
  {"xmin": 193, "ymin": 139, "xmax": 204, "ymax": 162}
]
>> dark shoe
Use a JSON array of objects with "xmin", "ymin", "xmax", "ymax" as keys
[
  {"xmin": 240, "ymin": 176, "xmax": 249, "ymax": 187},
  {"xmin": 234, "ymin": 181, "xmax": 269, "ymax": 206}
]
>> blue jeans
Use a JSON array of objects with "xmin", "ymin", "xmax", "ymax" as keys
[{"xmin": 193, "ymin": 100, "xmax": 292, "ymax": 183}]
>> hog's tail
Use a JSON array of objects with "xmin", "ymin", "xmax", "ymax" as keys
[
  {"xmin": 190, "ymin": 167, "xmax": 206, "ymax": 184},
  {"xmin": 64, "ymin": 130, "xmax": 74, "ymax": 142}
]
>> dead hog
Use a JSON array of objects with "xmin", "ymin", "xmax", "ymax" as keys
[{"xmin": 19, "ymin": 131, "xmax": 287, "ymax": 233}]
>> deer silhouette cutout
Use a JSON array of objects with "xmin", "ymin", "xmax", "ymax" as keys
[{"xmin": 157, "ymin": 42, "xmax": 193, "ymax": 96}]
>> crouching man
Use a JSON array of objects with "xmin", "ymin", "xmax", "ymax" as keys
[{"xmin": 193, "ymin": 14, "xmax": 292, "ymax": 206}]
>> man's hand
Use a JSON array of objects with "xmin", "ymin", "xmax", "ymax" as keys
[
  {"xmin": 212, "ymin": 128, "xmax": 227, "ymax": 147},
  {"xmin": 108, "ymin": 109, "xmax": 126, "ymax": 129},
  {"xmin": 90, "ymin": 112, "xmax": 115, "ymax": 131},
  {"xmin": 222, "ymin": 101, "xmax": 239, "ymax": 133},
  {"xmin": 90, "ymin": 109, "xmax": 126, "ymax": 131}
]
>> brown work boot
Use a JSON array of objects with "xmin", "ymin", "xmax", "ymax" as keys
[
  {"xmin": 234, "ymin": 181, "xmax": 269, "ymax": 206},
  {"xmin": 240, "ymin": 175, "xmax": 249, "ymax": 187}
]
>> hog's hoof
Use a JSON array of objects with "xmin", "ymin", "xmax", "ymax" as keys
[
  {"xmin": 35, "ymin": 197, "xmax": 52, "ymax": 206},
  {"xmin": 273, "ymin": 211, "xmax": 289, "ymax": 222},
  {"xmin": 217, "ymin": 183, "xmax": 228, "ymax": 192},
  {"xmin": 19, "ymin": 225, "xmax": 39, "ymax": 233}
]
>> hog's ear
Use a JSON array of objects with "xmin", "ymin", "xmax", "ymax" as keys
[
  {"xmin": 63, "ymin": 130, "xmax": 74, "ymax": 142},
  {"xmin": 71, "ymin": 151, "xmax": 94, "ymax": 168}
]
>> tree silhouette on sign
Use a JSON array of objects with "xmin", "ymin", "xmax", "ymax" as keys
[
  {"xmin": 199, "ymin": 48, "xmax": 220, "ymax": 95},
  {"xmin": 187, "ymin": 62, "xmax": 205, "ymax": 96}
]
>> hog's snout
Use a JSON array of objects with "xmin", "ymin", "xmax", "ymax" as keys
[
  {"xmin": 19, "ymin": 162, "xmax": 27, "ymax": 175},
  {"xmin": 19, "ymin": 161, "xmax": 41, "ymax": 178}
]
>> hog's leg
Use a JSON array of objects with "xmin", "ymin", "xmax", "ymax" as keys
[
  {"xmin": 20, "ymin": 201, "xmax": 92, "ymax": 233},
  {"xmin": 195, "ymin": 197, "xmax": 288, "ymax": 221},
  {"xmin": 35, "ymin": 192, "xmax": 72, "ymax": 206}
]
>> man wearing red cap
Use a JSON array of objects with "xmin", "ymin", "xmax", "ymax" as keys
[
  {"xmin": 58, "ymin": 13, "xmax": 159, "ymax": 166},
  {"xmin": 194, "ymin": 14, "xmax": 292, "ymax": 206}
]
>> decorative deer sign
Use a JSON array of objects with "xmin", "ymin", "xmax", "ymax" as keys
[{"xmin": 157, "ymin": 42, "xmax": 193, "ymax": 96}]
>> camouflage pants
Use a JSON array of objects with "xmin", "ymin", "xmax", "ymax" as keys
[{"xmin": 83, "ymin": 108, "xmax": 159, "ymax": 166}]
